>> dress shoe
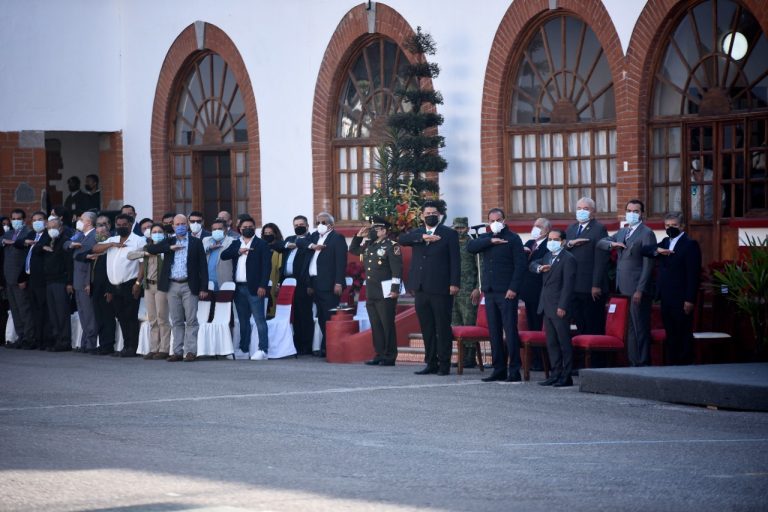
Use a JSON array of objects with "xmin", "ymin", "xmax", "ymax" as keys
[
  {"xmin": 98, "ymin": 348, "xmax": 115, "ymax": 355},
  {"xmin": 505, "ymin": 372, "xmax": 522, "ymax": 383},
  {"xmin": 152, "ymin": 352, "xmax": 169, "ymax": 360},
  {"xmin": 538, "ymin": 375, "xmax": 560, "ymax": 386},
  {"xmin": 437, "ymin": 369, "xmax": 451, "ymax": 376},
  {"xmin": 167, "ymin": 354, "xmax": 183, "ymax": 362},
  {"xmin": 553, "ymin": 377, "xmax": 573, "ymax": 388},
  {"xmin": 21, "ymin": 344, "xmax": 38, "ymax": 350},
  {"xmin": 414, "ymin": 366, "xmax": 438, "ymax": 375},
  {"xmin": 364, "ymin": 359, "xmax": 381, "ymax": 366},
  {"xmin": 481, "ymin": 372, "xmax": 507, "ymax": 382},
  {"xmin": 379, "ymin": 360, "xmax": 395, "ymax": 366},
  {"xmin": 86, "ymin": 348, "xmax": 98, "ymax": 355},
  {"xmin": 143, "ymin": 352, "xmax": 156, "ymax": 360},
  {"xmin": 116, "ymin": 350, "xmax": 137, "ymax": 357},
  {"xmin": 183, "ymin": 353, "xmax": 197, "ymax": 362}
]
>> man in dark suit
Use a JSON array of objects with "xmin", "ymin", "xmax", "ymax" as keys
[
  {"xmin": 531, "ymin": 229, "xmax": 577, "ymax": 387},
  {"xmin": 64, "ymin": 211, "xmax": 99, "ymax": 353},
  {"xmin": 400, "ymin": 202, "xmax": 460, "ymax": 376},
  {"xmin": 84, "ymin": 174, "xmax": 101, "ymax": 212},
  {"xmin": 296, "ymin": 212, "xmax": 348, "ymax": 357},
  {"xmin": 40, "ymin": 217, "xmax": 73, "ymax": 352},
  {"xmin": 520, "ymin": 217, "xmax": 551, "ymax": 332},
  {"xmin": 63, "ymin": 176, "xmax": 87, "ymax": 219},
  {"xmin": 468, "ymin": 207, "xmax": 527, "ymax": 382},
  {"xmin": 85, "ymin": 217, "xmax": 116, "ymax": 354},
  {"xmin": 598, "ymin": 199, "xmax": 657, "ymax": 366},
  {"xmin": 146, "ymin": 214, "xmax": 209, "ymax": 361},
  {"xmin": 19, "ymin": 211, "xmax": 50, "ymax": 350},
  {"xmin": 221, "ymin": 216, "xmax": 272, "ymax": 358},
  {"xmin": 276, "ymin": 215, "xmax": 314, "ymax": 355},
  {"xmin": 643, "ymin": 212, "xmax": 701, "ymax": 365},
  {"xmin": 188, "ymin": 211, "xmax": 212, "ymax": 240},
  {"xmin": 2, "ymin": 209, "xmax": 31, "ymax": 348},
  {"xmin": 565, "ymin": 197, "xmax": 610, "ymax": 335}
]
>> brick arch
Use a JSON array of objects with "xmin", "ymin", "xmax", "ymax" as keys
[
  {"xmin": 311, "ymin": 2, "xmax": 422, "ymax": 219},
  {"xmin": 624, "ymin": 0, "xmax": 768, "ymax": 208},
  {"xmin": 150, "ymin": 22, "xmax": 261, "ymax": 223},
  {"xmin": 480, "ymin": 0, "xmax": 626, "ymax": 217}
]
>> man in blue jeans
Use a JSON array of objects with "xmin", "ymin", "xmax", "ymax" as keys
[{"xmin": 221, "ymin": 217, "xmax": 271, "ymax": 359}]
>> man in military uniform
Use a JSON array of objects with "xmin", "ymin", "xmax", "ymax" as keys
[
  {"xmin": 451, "ymin": 217, "xmax": 481, "ymax": 368},
  {"xmin": 349, "ymin": 216, "xmax": 403, "ymax": 366}
]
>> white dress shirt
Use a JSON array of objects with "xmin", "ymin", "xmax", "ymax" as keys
[
  {"xmin": 668, "ymin": 231, "xmax": 684, "ymax": 252},
  {"xmin": 235, "ymin": 237, "xmax": 253, "ymax": 283},
  {"xmin": 308, "ymin": 231, "xmax": 331, "ymax": 277},
  {"xmin": 103, "ymin": 232, "xmax": 145, "ymax": 285}
]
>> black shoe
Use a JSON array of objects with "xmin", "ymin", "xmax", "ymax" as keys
[
  {"xmin": 538, "ymin": 375, "xmax": 560, "ymax": 386},
  {"xmin": 85, "ymin": 348, "xmax": 98, "ymax": 355},
  {"xmin": 463, "ymin": 361, "xmax": 477, "ymax": 369},
  {"xmin": 117, "ymin": 350, "xmax": 137, "ymax": 358},
  {"xmin": 364, "ymin": 359, "xmax": 381, "ymax": 366},
  {"xmin": 379, "ymin": 360, "xmax": 395, "ymax": 366},
  {"xmin": 437, "ymin": 369, "xmax": 450, "ymax": 376},
  {"xmin": 414, "ymin": 366, "xmax": 438, "ymax": 375},
  {"xmin": 553, "ymin": 377, "xmax": 573, "ymax": 388},
  {"xmin": 505, "ymin": 372, "xmax": 522, "ymax": 383},
  {"xmin": 21, "ymin": 344, "xmax": 37, "ymax": 350},
  {"xmin": 98, "ymin": 348, "xmax": 115, "ymax": 355},
  {"xmin": 481, "ymin": 372, "xmax": 507, "ymax": 382}
]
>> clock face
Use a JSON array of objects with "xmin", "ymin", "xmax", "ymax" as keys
[{"xmin": 722, "ymin": 31, "xmax": 748, "ymax": 60}]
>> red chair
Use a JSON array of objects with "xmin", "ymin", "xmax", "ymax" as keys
[
  {"xmin": 451, "ymin": 297, "xmax": 487, "ymax": 375},
  {"xmin": 650, "ymin": 303, "xmax": 667, "ymax": 366},
  {"xmin": 519, "ymin": 325, "xmax": 550, "ymax": 381},
  {"xmin": 572, "ymin": 295, "xmax": 630, "ymax": 368}
]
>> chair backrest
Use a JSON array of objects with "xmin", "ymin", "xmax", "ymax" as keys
[
  {"xmin": 196, "ymin": 299, "xmax": 213, "ymax": 324},
  {"xmin": 281, "ymin": 277, "xmax": 297, "ymax": 287},
  {"xmin": 211, "ymin": 281, "xmax": 235, "ymax": 325},
  {"xmin": 605, "ymin": 295, "xmax": 630, "ymax": 340},
  {"xmin": 358, "ymin": 284, "xmax": 367, "ymax": 302},
  {"xmin": 276, "ymin": 282, "xmax": 296, "ymax": 306},
  {"xmin": 219, "ymin": 281, "xmax": 236, "ymax": 292},
  {"xmin": 476, "ymin": 295, "xmax": 488, "ymax": 329}
]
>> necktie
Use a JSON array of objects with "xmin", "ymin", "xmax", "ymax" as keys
[
  {"xmin": 624, "ymin": 228, "xmax": 632, "ymax": 243},
  {"xmin": 25, "ymin": 234, "xmax": 41, "ymax": 274},
  {"xmin": 576, "ymin": 224, "xmax": 583, "ymax": 237}
]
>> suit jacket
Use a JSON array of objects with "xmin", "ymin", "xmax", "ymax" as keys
[
  {"xmin": 564, "ymin": 219, "xmax": 609, "ymax": 294},
  {"xmin": 202, "ymin": 235, "xmax": 235, "ymax": 288},
  {"xmin": 220, "ymin": 237, "xmax": 272, "ymax": 294},
  {"xmin": 191, "ymin": 229, "xmax": 212, "ymax": 240},
  {"xmin": 467, "ymin": 227, "xmax": 527, "ymax": 294},
  {"xmin": 519, "ymin": 238, "xmax": 549, "ymax": 304},
  {"xmin": 276, "ymin": 234, "xmax": 312, "ymax": 285},
  {"xmin": 146, "ymin": 235, "xmax": 209, "ymax": 295},
  {"xmin": 41, "ymin": 235, "xmax": 73, "ymax": 284},
  {"xmin": 3, "ymin": 226, "xmax": 31, "ymax": 284},
  {"xmin": 296, "ymin": 229, "xmax": 348, "ymax": 292},
  {"xmin": 531, "ymin": 250, "xmax": 577, "ymax": 316},
  {"xmin": 64, "ymin": 190, "xmax": 87, "ymax": 216},
  {"xmin": 644, "ymin": 233, "xmax": 702, "ymax": 307},
  {"xmin": 65, "ymin": 229, "xmax": 97, "ymax": 290},
  {"xmin": 399, "ymin": 224, "xmax": 460, "ymax": 295},
  {"xmin": 23, "ymin": 231, "xmax": 49, "ymax": 287},
  {"xmin": 598, "ymin": 223, "xmax": 657, "ymax": 296}
]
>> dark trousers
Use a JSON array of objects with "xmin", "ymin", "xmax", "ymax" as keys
[
  {"xmin": 6, "ymin": 283, "xmax": 31, "ymax": 343},
  {"xmin": 662, "ymin": 301, "xmax": 694, "ymax": 365},
  {"xmin": 572, "ymin": 292, "xmax": 606, "ymax": 335},
  {"xmin": 291, "ymin": 284, "xmax": 315, "ymax": 355},
  {"xmin": 46, "ymin": 282, "xmax": 71, "ymax": 348},
  {"xmin": 544, "ymin": 312, "xmax": 572, "ymax": 378},
  {"xmin": 311, "ymin": 280, "xmax": 339, "ymax": 352},
  {"xmin": 627, "ymin": 294, "xmax": 652, "ymax": 366},
  {"xmin": 414, "ymin": 291, "xmax": 453, "ymax": 371},
  {"xmin": 367, "ymin": 297, "xmax": 398, "ymax": 362},
  {"xmin": 92, "ymin": 283, "xmax": 116, "ymax": 350},
  {"xmin": 485, "ymin": 292, "xmax": 521, "ymax": 375},
  {"xmin": 27, "ymin": 284, "xmax": 48, "ymax": 347},
  {"xmin": 112, "ymin": 280, "xmax": 139, "ymax": 354}
]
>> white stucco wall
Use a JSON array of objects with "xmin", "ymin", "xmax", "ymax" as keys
[{"xmin": 0, "ymin": 0, "xmax": 646, "ymax": 231}]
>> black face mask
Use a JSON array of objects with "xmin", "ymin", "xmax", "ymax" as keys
[
  {"xmin": 241, "ymin": 228, "xmax": 255, "ymax": 239},
  {"xmin": 424, "ymin": 215, "xmax": 439, "ymax": 227},
  {"xmin": 262, "ymin": 234, "xmax": 275, "ymax": 244},
  {"xmin": 294, "ymin": 225, "xmax": 307, "ymax": 236},
  {"xmin": 68, "ymin": 183, "xmax": 80, "ymax": 193},
  {"xmin": 666, "ymin": 227, "xmax": 681, "ymax": 239},
  {"xmin": 116, "ymin": 227, "xmax": 131, "ymax": 238},
  {"xmin": 85, "ymin": 184, "xmax": 94, "ymax": 192},
  {"xmin": 367, "ymin": 230, "xmax": 378, "ymax": 241}
]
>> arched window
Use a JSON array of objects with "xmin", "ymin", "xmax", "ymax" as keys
[
  {"xmin": 169, "ymin": 51, "xmax": 250, "ymax": 219},
  {"xmin": 333, "ymin": 37, "xmax": 415, "ymax": 221},
  {"xmin": 507, "ymin": 14, "xmax": 616, "ymax": 217},
  {"xmin": 649, "ymin": 0, "xmax": 768, "ymax": 220}
]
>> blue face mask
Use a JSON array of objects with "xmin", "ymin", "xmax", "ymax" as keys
[
  {"xmin": 546, "ymin": 240, "xmax": 563, "ymax": 254},
  {"xmin": 625, "ymin": 211, "xmax": 641, "ymax": 226},
  {"xmin": 11, "ymin": 219, "xmax": 23, "ymax": 230},
  {"xmin": 175, "ymin": 225, "xmax": 188, "ymax": 237},
  {"xmin": 576, "ymin": 209, "xmax": 590, "ymax": 223},
  {"xmin": 151, "ymin": 233, "xmax": 165, "ymax": 243},
  {"xmin": 211, "ymin": 229, "xmax": 225, "ymax": 242},
  {"xmin": 32, "ymin": 220, "xmax": 45, "ymax": 233}
]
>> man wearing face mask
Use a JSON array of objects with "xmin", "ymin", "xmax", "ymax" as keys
[
  {"xmin": 598, "ymin": 199, "xmax": 657, "ymax": 366},
  {"xmin": 39, "ymin": 217, "xmax": 73, "ymax": 352},
  {"xmin": 399, "ymin": 202, "xmax": 460, "ymax": 376},
  {"xmin": 468, "ymin": 208, "xmax": 527, "ymax": 382},
  {"xmin": 92, "ymin": 213, "xmax": 146, "ymax": 357},
  {"xmin": 520, "ymin": 217, "xmax": 551, "ymax": 371},
  {"xmin": 203, "ymin": 218, "xmax": 235, "ymax": 291},
  {"xmin": 450, "ymin": 217, "xmax": 481, "ymax": 369},
  {"xmin": 64, "ymin": 211, "xmax": 99, "ymax": 354},
  {"xmin": 63, "ymin": 176, "xmax": 86, "ymax": 219},
  {"xmin": 188, "ymin": 211, "xmax": 211, "ymax": 240},
  {"xmin": 84, "ymin": 174, "xmax": 101, "ymax": 212},
  {"xmin": 18, "ymin": 211, "xmax": 50, "ymax": 350},
  {"xmin": 296, "ymin": 212, "xmax": 348, "ymax": 357},
  {"xmin": 276, "ymin": 215, "xmax": 314, "ymax": 355},
  {"xmin": 531, "ymin": 229, "xmax": 577, "ymax": 387},
  {"xmin": 83, "ymin": 217, "xmax": 117, "ymax": 354},
  {"xmin": 641, "ymin": 212, "xmax": 701, "ymax": 365},
  {"xmin": 146, "ymin": 214, "xmax": 209, "ymax": 362},
  {"xmin": 2, "ymin": 209, "xmax": 31, "ymax": 348},
  {"xmin": 565, "ymin": 197, "xmax": 610, "ymax": 336}
]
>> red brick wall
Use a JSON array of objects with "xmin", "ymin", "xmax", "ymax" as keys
[
  {"xmin": 150, "ymin": 22, "xmax": 261, "ymax": 223},
  {"xmin": 99, "ymin": 132, "xmax": 123, "ymax": 210},
  {"xmin": 0, "ymin": 132, "xmax": 47, "ymax": 214}
]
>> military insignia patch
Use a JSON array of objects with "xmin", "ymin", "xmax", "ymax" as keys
[
  {"xmin": 377, "ymin": 248, "xmax": 385, "ymax": 257},
  {"xmin": 393, "ymin": 245, "xmax": 400, "ymax": 256}
]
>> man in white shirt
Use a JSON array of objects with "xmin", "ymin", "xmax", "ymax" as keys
[
  {"xmin": 92, "ymin": 213, "xmax": 145, "ymax": 356},
  {"xmin": 202, "ymin": 218, "xmax": 235, "ymax": 291}
]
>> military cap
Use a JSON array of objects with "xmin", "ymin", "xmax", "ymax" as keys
[
  {"xmin": 370, "ymin": 216, "xmax": 391, "ymax": 229},
  {"xmin": 452, "ymin": 217, "xmax": 469, "ymax": 228}
]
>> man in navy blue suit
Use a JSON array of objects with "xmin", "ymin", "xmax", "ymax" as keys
[
  {"xmin": 399, "ymin": 202, "xmax": 460, "ymax": 375},
  {"xmin": 468, "ymin": 208, "xmax": 527, "ymax": 382},
  {"xmin": 643, "ymin": 212, "xmax": 701, "ymax": 365}
]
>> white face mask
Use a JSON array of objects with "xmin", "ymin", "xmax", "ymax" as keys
[
  {"xmin": 48, "ymin": 228, "xmax": 60, "ymax": 239},
  {"xmin": 76, "ymin": 220, "xmax": 85, "ymax": 232},
  {"xmin": 143, "ymin": 228, "xmax": 152, "ymax": 239},
  {"xmin": 530, "ymin": 226, "xmax": 542, "ymax": 239},
  {"xmin": 316, "ymin": 223, "xmax": 329, "ymax": 235},
  {"xmin": 546, "ymin": 240, "xmax": 563, "ymax": 254},
  {"xmin": 2, "ymin": 225, "xmax": 9, "ymax": 233},
  {"xmin": 190, "ymin": 222, "xmax": 203, "ymax": 234},
  {"xmin": 576, "ymin": 209, "xmax": 591, "ymax": 223},
  {"xmin": 490, "ymin": 220, "xmax": 504, "ymax": 234}
]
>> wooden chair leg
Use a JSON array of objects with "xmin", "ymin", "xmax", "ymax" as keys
[
  {"xmin": 585, "ymin": 350, "xmax": 592, "ymax": 369},
  {"xmin": 522, "ymin": 343, "xmax": 531, "ymax": 381},
  {"xmin": 542, "ymin": 348, "xmax": 551, "ymax": 379},
  {"xmin": 475, "ymin": 341, "xmax": 484, "ymax": 372},
  {"xmin": 456, "ymin": 339, "xmax": 464, "ymax": 375}
]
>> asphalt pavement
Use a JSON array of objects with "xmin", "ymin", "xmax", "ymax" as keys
[{"xmin": 1, "ymin": 349, "xmax": 766, "ymax": 512}]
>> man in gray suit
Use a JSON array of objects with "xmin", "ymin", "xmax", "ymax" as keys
[
  {"xmin": 65, "ymin": 211, "xmax": 99, "ymax": 354},
  {"xmin": 598, "ymin": 199, "xmax": 657, "ymax": 366},
  {"xmin": 530, "ymin": 229, "xmax": 577, "ymax": 387},
  {"xmin": 202, "ymin": 218, "xmax": 234, "ymax": 291},
  {"xmin": 2, "ymin": 209, "xmax": 31, "ymax": 348}
]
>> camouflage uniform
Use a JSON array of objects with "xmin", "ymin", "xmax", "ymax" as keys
[{"xmin": 451, "ymin": 217, "xmax": 479, "ymax": 366}]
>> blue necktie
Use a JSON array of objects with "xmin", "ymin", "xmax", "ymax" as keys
[{"xmin": 25, "ymin": 234, "xmax": 41, "ymax": 274}]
